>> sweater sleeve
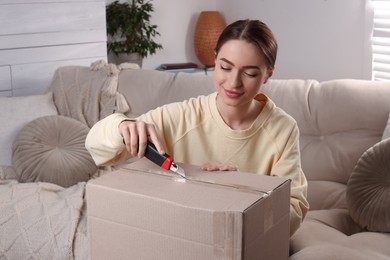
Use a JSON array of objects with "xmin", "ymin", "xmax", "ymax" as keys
[
  {"xmin": 85, "ymin": 100, "xmax": 186, "ymax": 166},
  {"xmin": 85, "ymin": 113, "xmax": 131, "ymax": 166},
  {"xmin": 271, "ymin": 123, "xmax": 309, "ymax": 236}
]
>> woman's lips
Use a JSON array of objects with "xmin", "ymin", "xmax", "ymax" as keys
[{"xmin": 224, "ymin": 88, "xmax": 243, "ymax": 98}]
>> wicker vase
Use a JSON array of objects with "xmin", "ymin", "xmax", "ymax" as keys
[{"xmin": 194, "ymin": 11, "xmax": 225, "ymax": 68}]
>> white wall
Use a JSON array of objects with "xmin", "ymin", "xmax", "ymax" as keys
[
  {"xmin": 217, "ymin": 0, "xmax": 373, "ymax": 81},
  {"xmin": 144, "ymin": 0, "xmax": 217, "ymax": 69},
  {"xmin": 121, "ymin": 0, "xmax": 373, "ymax": 81}
]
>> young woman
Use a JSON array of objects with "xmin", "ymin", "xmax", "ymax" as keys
[{"xmin": 86, "ymin": 19, "xmax": 309, "ymax": 236}]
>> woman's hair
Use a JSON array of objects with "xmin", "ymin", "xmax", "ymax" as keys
[{"xmin": 214, "ymin": 19, "xmax": 278, "ymax": 70}]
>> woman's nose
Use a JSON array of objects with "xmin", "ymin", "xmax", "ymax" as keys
[{"xmin": 229, "ymin": 72, "xmax": 242, "ymax": 88}]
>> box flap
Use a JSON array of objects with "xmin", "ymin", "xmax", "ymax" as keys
[{"xmin": 89, "ymin": 159, "xmax": 265, "ymax": 212}]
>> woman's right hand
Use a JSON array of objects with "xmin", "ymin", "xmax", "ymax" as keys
[{"xmin": 119, "ymin": 120, "xmax": 165, "ymax": 158}]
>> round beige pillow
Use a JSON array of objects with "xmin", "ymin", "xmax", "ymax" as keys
[
  {"xmin": 12, "ymin": 115, "xmax": 97, "ymax": 187},
  {"xmin": 347, "ymin": 138, "xmax": 390, "ymax": 232}
]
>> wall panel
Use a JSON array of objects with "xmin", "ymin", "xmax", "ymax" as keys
[
  {"xmin": 0, "ymin": 0, "xmax": 107, "ymax": 96},
  {"xmin": 0, "ymin": 66, "xmax": 11, "ymax": 93},
  {"xmin": 11, "ymin": 57, "xmax": 101, "ymax": 96}
]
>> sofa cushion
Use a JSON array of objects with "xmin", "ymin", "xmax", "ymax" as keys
[
  {"xmin": 263, "ymin": 79, "xmax": 390, "ymax": 210},
  {"xmin": 12, "ymin": 115, "xmax": 97, "ymax": 187},
  {"xmin": 383, "ymin": 113, "xmax": 390, "ymax": 140},
  {"xmin": 346, "ymin": 138, "xmax": 390, "ymax": 232},
  {"xmin": 0, "ymin": 92, "xmax": 58, "ymax": 166},
  {"xmin": 290, "ymin": 209, "xmax": 390, "ymax": 259}
]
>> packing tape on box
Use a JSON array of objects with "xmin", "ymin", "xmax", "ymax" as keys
[
  {"xmin": 263, "ymin": 195, "xmax": 274, "ymax": 233},
  {"xmin": 213, "ymin": 211, "xmax": 238, "ymax": 259},
  {"xmin": 122, "ymin": 164, "xmax": 272, "ymax": 196}
]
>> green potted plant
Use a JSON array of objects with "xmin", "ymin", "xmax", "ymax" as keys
[{"xmin": 106, "ymin": 0, "xmax": 163, "ymax": 67}]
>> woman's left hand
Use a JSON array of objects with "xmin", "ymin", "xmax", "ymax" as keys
[{"xmin": 200, "ymin": 161, "xmax": 238, "ymax": 171}]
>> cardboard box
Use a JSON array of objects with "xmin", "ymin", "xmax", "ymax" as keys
[{"xmin": 87, "ymin": 158, "xmax": 290, "ymax": 260}]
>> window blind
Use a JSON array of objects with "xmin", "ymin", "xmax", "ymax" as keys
[{"xmin": 372, "ymin": 0, "xmax": 390, "ymax": 81}]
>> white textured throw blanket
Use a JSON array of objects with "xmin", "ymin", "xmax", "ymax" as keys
[
  {"xmin": 50, "ymin": 60, "xmax": 131, "ymax": 128},
  {"xmin": 0, "ymin": 181, "xmax": 87, "ymax": 260}
]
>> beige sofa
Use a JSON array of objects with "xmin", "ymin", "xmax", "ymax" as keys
[
  {"xmin": 1, "ymin": 61, "xmax": 389, "ymax": 259},
  {"xmin": 103, "ymin": 65, "xmax": 390, "ymax": 259}
]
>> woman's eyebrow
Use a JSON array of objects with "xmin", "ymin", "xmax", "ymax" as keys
[
  {"xmin": 219, "ymin": 58, "xmax": 260, "ymax": 70},
  {"xmin": 220, "ymin": 58, "xmax": 234, "ymax": 65}
]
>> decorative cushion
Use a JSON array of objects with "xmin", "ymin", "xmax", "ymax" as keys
[
  {"xmin": 382, "ymin": 113, "xmax": 390, "ymax": 140},
  {"xmin": 0, "ymin": 92, "xmax": 58, "ymax": 166},
  {"xmin": 346, "ymin": 138, "xmax": 390, "ymax": 232},
  {"xmin": 12, "ymin": 115, "xmax": 97, "ymax": 187}
]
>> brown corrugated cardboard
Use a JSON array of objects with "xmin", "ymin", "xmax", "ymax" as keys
[{"xmin": 87, "ymin": 158, "xmax": 290, "ymax": 260}]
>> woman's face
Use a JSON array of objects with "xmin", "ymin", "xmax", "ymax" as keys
[{"xmin": 214, "ymin": 39, "xmax": 273, "ymax": 110}]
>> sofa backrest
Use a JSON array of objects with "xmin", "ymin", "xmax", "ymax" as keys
[
  {"xmin": 117, "ymin": 69, "xmax": 215, "ymax": 118},
  {"xmin": 262, "ymin": 79, "xmax": 390, "ymax": 210}
]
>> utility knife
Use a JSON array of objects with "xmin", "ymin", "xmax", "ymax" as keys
[{"xmin": 145, "ymin": 142, "xmax": 186, "ymax": 178}]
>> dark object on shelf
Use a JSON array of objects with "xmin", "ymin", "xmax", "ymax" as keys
[{"xmin": 160, "ymin": 62, "xmax": 198, "ymax": 70}]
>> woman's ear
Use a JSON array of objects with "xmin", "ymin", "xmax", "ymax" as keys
[{"xmin": 263, "ymin": 69, "xmax": 274, "ymax": 84}]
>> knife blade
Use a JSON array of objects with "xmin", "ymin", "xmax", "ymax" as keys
[{"xmin": 144, "ymin": 142, "xmax": 186, "ymax": 178}]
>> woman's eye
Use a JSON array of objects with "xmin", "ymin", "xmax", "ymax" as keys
[
  {"xmin": 220, "ymin": 65, "xmax": 231, "ymax": 71},
  {"xmin": 244, "ymin": 72, "xmax": 257, "ymax": 78}
]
